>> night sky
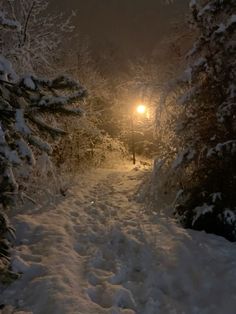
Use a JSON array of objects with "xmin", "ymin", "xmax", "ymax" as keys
[{"xmin": 52, "ymin": 0, "xmax": 189, "ymax": 57}]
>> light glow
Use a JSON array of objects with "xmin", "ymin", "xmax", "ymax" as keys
[{"xmin": 136, "ymin": 104, "xmax": 146, "ymax": 114}]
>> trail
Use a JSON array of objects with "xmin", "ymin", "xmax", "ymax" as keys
[{"xmin": 1, "ymin": 161, "xmax": 236, "ymax": 314}]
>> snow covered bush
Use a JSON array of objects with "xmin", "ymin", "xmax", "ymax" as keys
[
  {"xmin": 53, "ymin": 94, "xmax": 127, "ymax": 171},
  {"xmin": 51, "ymin": 47, "xmax": 128, "ymax": 171},
  {"xmin": 156, "ymin": 0, "xmax": 236, "ymax": 240}
]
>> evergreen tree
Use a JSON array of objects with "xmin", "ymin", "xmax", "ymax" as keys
[
  {"xmin": 0, "ymin": 10, "xmax": 86, "ymax": 280},
  {"xmin": 172, "ymin": 0, "xmax": 236, "ymax": 240}
]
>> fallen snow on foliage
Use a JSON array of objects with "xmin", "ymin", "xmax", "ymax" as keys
[
  {"xmin": 192, "ymin": 203, "xmax": 214, "ymax": 226},
  {"xmin": 22, "ymin": 76, "xmax": 36, "ymax": 91},
  {"xmin": 1, "ymin": 161, "xmax": 236, "ymax": 314},
  {"xmin": 189, "ymin": 0, "xmax": 196, "ymax": 9},
  {"xmin": 223, "ymin": 210, "xmax": 236, "ymax": 225},
  {"xmin": 0, "ymin": 11, "xmax": 20, "ymax": 30},
  {"xmin": 15, "ymin": 110, "xmax": 31, "ymax": 136},
  {"xmin": 0, "ymin": 55, "xmax": 18, "ymax": 82}
]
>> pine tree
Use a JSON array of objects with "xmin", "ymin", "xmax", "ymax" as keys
[
  {"xmin": 172, "ymin": 0, "xmax": 236, "ymax": 240},
  {"xmin": 0, "ymin": 10, "xmax": 86, "ymax": 280}
]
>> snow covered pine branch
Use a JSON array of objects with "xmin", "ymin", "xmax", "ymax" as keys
[
  {"xmin": 0, "ymin": 58, "xmax": 86, "ymax": 202},
  {"xmin": 0, "ymin": 12, "xmax": 86, "ymax": 281},
  {"xmin": 168, "ymin": 0, "xmax": 236, "ymax": 240}
]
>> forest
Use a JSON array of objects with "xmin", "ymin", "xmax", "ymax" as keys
[{"xmin": 0, "ymin": 0, "xmax": 235, "ymax": 313}]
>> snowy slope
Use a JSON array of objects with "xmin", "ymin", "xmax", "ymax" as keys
[{"xmin": 1, "ymin": 161, "xmax": 236, "ymax": 314}]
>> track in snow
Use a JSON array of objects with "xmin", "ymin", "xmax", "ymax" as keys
[{"xmin": 1, "ymin": 162, "xmax": 236, "ymax": 314}]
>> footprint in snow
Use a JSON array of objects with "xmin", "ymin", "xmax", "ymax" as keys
[
  {"xmin": 87, "ymin": 271, "xmax": 112, "ymax": 286},
  {"xmin": 89, "ymin": 250, "xmax": 116, "ymax": 272},
  {"xmin": 87, "ymin": 284, "xmax": 136, "ymax": 311}
]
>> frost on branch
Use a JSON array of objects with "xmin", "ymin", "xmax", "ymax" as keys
[{"xmin": 0, "ymin": 0, "xmax": 76, "ymax": 75}]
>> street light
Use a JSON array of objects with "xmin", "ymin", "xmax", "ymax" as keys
[
  {"xmin": 136, "ymin": 104, "xmax": 146, "ymax": 114},
  {"xmin": 131, "ymin": 104, "xmax": 147, "ymax": 165}
]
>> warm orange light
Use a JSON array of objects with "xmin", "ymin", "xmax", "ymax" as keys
[{"xmin": 136, "ymin": 104, "xmax": 146, "ymax": 114}]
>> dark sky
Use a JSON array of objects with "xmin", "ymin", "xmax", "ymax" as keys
[{"xmin": 52, "ymin": 0, "xmax": 189, "ymax": 57}]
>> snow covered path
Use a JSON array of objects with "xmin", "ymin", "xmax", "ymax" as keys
[{"xmin": 1, "ymin": 162, "xmax": 236, "ymax": 314}]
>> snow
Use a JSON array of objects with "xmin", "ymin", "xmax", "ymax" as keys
[
  {"xmin": 228, "ymin": 84, "xmax": 236, "ymax": 98},
  {"xmin": 184, "ymin": 67, "xmax": 192, "ymax": 83},
  {"xmin": 177, "ymin": 87, "xmax": 197, "ymax": 106},
  {"xmin": 3, "ymin": 166, "xmax": 18, "ymax": 191},
  {"xmin": 11, "ymin": 256, "xmax": 30, "ymax": 274},
  {"xmin": 214, "ymin": 15, "xmax": 236, "ymax": 37},
  {"xmin": 28, "ymin": 136, "xmax": 52, "ymax": 155},
  {"xmin": 207, "ymin": 140, "xmax": 236, "ymax": 157},
  {"xmin": 194, "ymin": 57, "xmax": 206, "ymax": 68},
  {"xmin": 0, "ymin": 124, "xmax": 6, "ymax": 144},
  {"xmin": 229, "ymin": 14, "xmax": 236, "ymax": 24},
  {"xmin": 192, "ymin": 203, "xmax": 214, "ymax": 226},
  {"xmin": 182, "ymin": 58, "xmax": 206, "ymax": 84},
  {"xmin": 210, "ymin": 192, "xmax": 222, "ymax": 203},
  {"xmin": 1, "ymin": 161, "xmax": 236, "ymax": 313},
  {"xmin": 187, "ymin": 149, "xmax": 196, "ymax": 160},
  {"xmin": 189, "ymin": 0, "xmax": 196, "ymax": 9},
  {"xmin": 23, "ymin": 76, "xmax": 36, "ymax": 91},
  {"xmin": 223, "ymin": 210, "xmax": 236, "ymax": 225},
  {"xmin": 5, "ymin": 149, "xmax": 20, "ymax": 165},
  {"xmin": 172, "ymin": 149, "xmax": 195, "ymax": 169},
  {"xmin": 0, "ymin": 55, "xmax": 18, "ymax": 82},
  {"xmin": 38, "ymin": 92, "xmax": 85, "ymax": 108},
  {"xmin": 172, "ymin": 150, "xmax": 188, "ymax": 169},
  {"xmin": 215, "ymin": 23, "xmax": 226, "ymax": 35},
  {"xmin": 172, "ymin": 189, "xmax": 184, "ymax": 207},
  {"xmin": 15, "ymin": 110, "xmax": 31, "ymax": 136},
  {"xmin": 152, "ymin": 158, "xmax": 165, "ymax": 175},
  {"xmin": 0, "ymin": 11, "xmax": 20, "ymax": 31},
  {"xmin": 197, "ymin": 4, "xmax": 211, "ymax": 18},
  {"xmin": 187, "ymin": 42, "xmax": 198, "ymax": 57},
  {"xmin": 15, "ymin": 139, "xmax": 35, "ymax": 165}
]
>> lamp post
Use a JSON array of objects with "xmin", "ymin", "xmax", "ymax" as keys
[
  {"xmin": 131, "ymin": 113, "xmax": 136, "ymax": 164},
  {"xmin": 131, "ymin": 104, "xmax": 146, "ymax": 165}
]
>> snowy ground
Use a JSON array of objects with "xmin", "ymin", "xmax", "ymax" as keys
[{"xmin": 1, "ymin": 160, "xmax": 236, "ymax": 314}]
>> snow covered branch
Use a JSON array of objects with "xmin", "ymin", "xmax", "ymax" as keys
[
  {"xmin": 0, "ymin": 11, "xmax": 20, "ymax": 31},
  {"xmin": 0, "ymin": 56, "xmax": 87, "ymax": 209}
]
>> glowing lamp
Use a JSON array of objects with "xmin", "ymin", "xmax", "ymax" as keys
[{"xmin": 136, "ymin": 104, "xmax": 146, "ymax": 114}]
